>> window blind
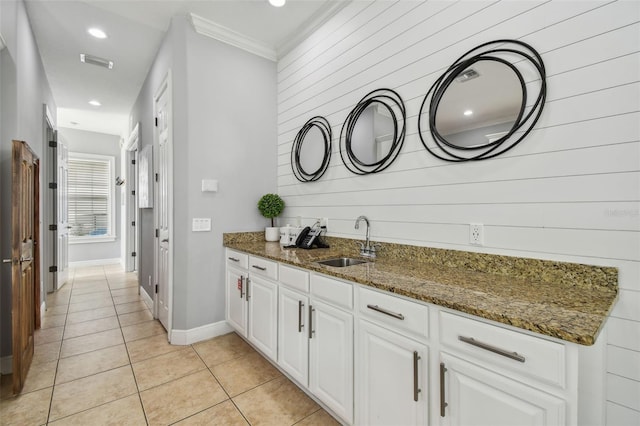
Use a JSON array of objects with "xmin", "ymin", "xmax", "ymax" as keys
[{"xmin": 68, "ymin": 157, "xmax": 111, "ymax": 237}]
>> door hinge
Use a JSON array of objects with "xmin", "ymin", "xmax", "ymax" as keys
[
  {"xmin": 155, "ymin": 173, "xmax": 158, "ymax": 182},
  {"xmin": 155, "ymin": 229, "xmax": 159, "ymax": 238},
  {"xmin": 49, "ymin": 140, "xmax": 57, "ymax": 148},
  {"xmin": 155, "ymin": 284, "xmax": 159, "ymax": 294},
  {"xmin": 131, "ymin": 190, "xmax": 135, "ymax": 196},
  {"xmin": 49, "ymin": 224, "xmax": 57, "ymax": 231},
  {"xmin": 155, "ymin": 117, "xmax": 158, "ymax": 127},
  {"xmin": 131, "ymin": 159, "xmax": 136, "ymax": 165},
  {"xmin": 49, "ymin": 182, "xmax": 57, "ymax": 189},
  {"xmin": 131, "ymin": 221, "xmax": 135, "ymax": 227},
  {"xmin": 49, "ymin": 266, "xmax": 58, "ymax": 272},
  {"xmin": 131, "ymin": 252, "xmax": 137, "ymax": 257}
]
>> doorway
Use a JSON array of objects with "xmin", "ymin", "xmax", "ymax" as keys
[{"xmin": 123, "ymin": 123, "xmax": 140, "ymax": 273}]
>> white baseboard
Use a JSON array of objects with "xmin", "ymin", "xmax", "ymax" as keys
[
  {"xmin": 1, "ymin": 356, "xmax": 12, "ymax": 375},
  {"xmin": 170, "ymin": 320, "xmax": 233, "ymax": 346},
  {"xmin": 140, "ymin": 285, "xmax": 153, "ymax": 311},
  {"xmin": 69, "ymin": 258, "xmax": 121, "ymax": 268}
]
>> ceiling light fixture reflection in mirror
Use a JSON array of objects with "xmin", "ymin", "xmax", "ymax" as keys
[
  {"xmin": 340, "ymin": 88, "xmax": 406, "ymax": 175},
  {"xmin": 418, "ymin": 39, "xmax": 546, "ymax": 162},
  {"xmin": 291, "ymin": 116, "xmax": 332, "ymax": 182}
]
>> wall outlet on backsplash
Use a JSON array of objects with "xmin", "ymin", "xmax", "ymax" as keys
[{"xmin": 469, "ymin": 223, "xmax": 484, "ymax": 246}]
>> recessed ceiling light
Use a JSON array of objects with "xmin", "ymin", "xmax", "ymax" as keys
[
  {"xmin": 88, "ymin": 28, "xmax": 107, "ymax": 39},
  {"xmin": 269, "ymin": 0, "xmax": 286, "ymax": 7},
  {"xmin": 89, "ymin": 100, "xmax": 101, "ymax": 107},
  {"xmin": 463, "ymin": 110, "xmax": 473, "ymax": 116}
]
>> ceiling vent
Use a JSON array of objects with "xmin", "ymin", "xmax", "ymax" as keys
[
  {"xmin": 80, "ymin": 53, "xmax": 114, "ymax": 70},
  {"xmin": 455, "ymin": 68, "xmax": 480, "ymax": 83}
]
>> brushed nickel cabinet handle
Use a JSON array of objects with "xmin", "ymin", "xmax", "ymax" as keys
[
  {"xmin": 252, "ymin": 265, "xmax": 267, "ymax": 271},
  {"xmin": 298, "ymin": 301, "xmax": 304, "ymax": 333},
  {"xmin": 413, "ymin": 351, "xmax": 421, "ymax": 402},
  {"xmin": 458, "ymin": 336, "xmax": 526, "ymax": 363},
  {"xmin": 367, "ymin": 304, "xmax": 405, "ymax": 320},
  {"xmin": 228, "ymin": 257, "xmax": 240, "ymax": 262},
  {"xmin": 308, "ymin": 305, "xmax": 314, "ymax": 339},
  {"xmin": 239, "ymin": 276, "xmax": 244, "ymax": 299},
  {"xmin": 245, "ymin": 278, "xmax": 250, "ymax": 301},
  {"xmin": 440, "ymin": 362, "xmax": 447, "ymax": 417}
]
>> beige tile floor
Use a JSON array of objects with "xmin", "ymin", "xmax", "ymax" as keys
[{"xmin": 0, "ymin": 265, "xmax": 339, "ymax": 426}]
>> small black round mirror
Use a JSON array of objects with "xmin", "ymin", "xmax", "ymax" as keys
[{"xmin": 291, "ymin": 116, "xmax": 332, "ymax": 182}]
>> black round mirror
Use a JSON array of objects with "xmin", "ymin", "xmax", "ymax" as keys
[
  {"xmin": 419, "ymin": 40, "xmax": 546, "ymax": 161},
  {"xmin": 340, "ymin": 88, "xmax": 406, "ymax": 175},
  {"xmin": 291, "ymin": 116, "xmax": 332, "ymax": 182}
]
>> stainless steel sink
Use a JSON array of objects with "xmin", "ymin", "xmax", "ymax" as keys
[{"xmin": 317, "ymin": 257, "xmax": 367, "ymax": 267}]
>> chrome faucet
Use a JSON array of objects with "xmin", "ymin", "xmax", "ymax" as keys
[{"xmin": 354, "ymin": 215, "xmax": 379, "ymax": 258}]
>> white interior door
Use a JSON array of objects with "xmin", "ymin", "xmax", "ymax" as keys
[
  {"xmin": 155, "ymin": 73, "xmax": 172, "ymax": 334},
  {"xmin": 56, "ymin": 141, "xmax": 69, "ymax": 288}
]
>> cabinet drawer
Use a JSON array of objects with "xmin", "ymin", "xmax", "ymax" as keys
[
  {"xmin": 248, "ymin": 256, "xmax": 278, "ymax": 280},
  {"xmin": 310, "ymin": 274, "xmax": 353, "ymax": 311},
  {"xmin": 226, "ymin": 250, "xmax": 248, "ymax": 269},
  {"xmin": 279, "ymin": 264, "xmax": 309, "ymax": 293},
  {"xmin": 358, "ymin": 286, "xmax": 429, "ymax": 340},
  {"xmin": 440, "ymin": 311, "xmax": 566, "ymax": 388}
]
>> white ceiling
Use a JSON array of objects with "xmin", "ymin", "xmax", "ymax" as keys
[{"xmin": 24, "ymin": 0, "xmax": 341, "ymax": 137}]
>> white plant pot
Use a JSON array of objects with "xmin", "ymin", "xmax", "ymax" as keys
[{"xmin": 265, "ymin": 227, "xmax": 280, "ymax": 242}]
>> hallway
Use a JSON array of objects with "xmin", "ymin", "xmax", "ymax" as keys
[{"xmin": 0, "ymin": 266, "xmax": 337, "ymax": 425}]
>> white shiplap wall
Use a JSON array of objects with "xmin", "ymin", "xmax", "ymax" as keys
[{"xmin": 276, "ymin": 1, "xmax": 640, "ymax": 424}]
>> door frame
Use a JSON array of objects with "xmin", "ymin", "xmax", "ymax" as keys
[
  {"xmin": 43, "ymin": 104, "xmax": 56, "ymax": 295},
  {"xmin": 122, "ymin": 122, "xmax": 139, "ymax": 272},
  {"xmin": 154, "ymin": 70, "xmax": 173, "ymax": 340}
]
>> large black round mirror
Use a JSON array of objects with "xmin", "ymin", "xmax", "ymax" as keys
[
  {"xmin": 340, "ymin": 88, "xmax": 406, "ymax": 175},
  {"xmin": 419, "ymin": 39, "xmax": 546, "ymax": 161},
  {"xmin": 291, "ymin": 116, "xmax": 332, "ymax": 182}
]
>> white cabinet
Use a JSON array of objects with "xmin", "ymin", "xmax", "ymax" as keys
[
  {"xmin": 247, "ymin": 274, "xmax": 278, "ymax": 361},
  {"xmin": 358, "ymin": 319, "xmax": 428, "ymax": 426},
  {"xmin": 440, "ymin": 352, "xmax": 565, "ymax": 426},
  {"xmin": 439, "ymin": 311, "xmax": 569, "ymax": 426},
  {"xmin": 226, "ymin": 265, "xmax": 247, "ymax": 337},
  {"xmin": 278, "ymin": 285, "xmax": 309, "ymax": 385},
  {"xmin": 309, "ymin": 298, "xmax": 354, "ymax": 424},
  {"xmin": 225, "ymin": 250, "xmax": 278, "ymax": 361}
]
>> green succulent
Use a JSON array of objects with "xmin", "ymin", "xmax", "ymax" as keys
[{"xmin": 257, "ymin": 194, "xmax": 285, "ymax": 227}]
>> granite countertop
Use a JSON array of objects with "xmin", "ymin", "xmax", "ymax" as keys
[{"xmin": 224, "ymin": 233, "xmax": 618, "ymax": 346}]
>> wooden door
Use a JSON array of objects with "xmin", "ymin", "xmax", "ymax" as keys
[{"xmin": 11, "ymin": 140, "xmax": 40, "ymax": 394}]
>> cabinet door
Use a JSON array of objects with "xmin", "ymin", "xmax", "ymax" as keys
[
  {"xmin": 441, "ymin": 353, "xmax": 565, "ymax": 426},
  {"xmin": 278, "ymin": 286, "xmax": 309, "ymax": 386},
  {"xmin": 358, "ymin": 320, "xmax": 428, "ymax": 426},
  {"xmin": 309, "ymin": 299, "xmax": 353, "ymax": 424},
  {"xmin": 247, "ymin": 274, "xmax": 278, "ymax": 361},
  {"xmin": 226, "ymin": 266, "xmax": 247, "ymax": 337}
]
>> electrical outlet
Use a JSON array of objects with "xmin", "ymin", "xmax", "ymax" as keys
[{"xmin": 469, "ymin": 223, "xmax": 484, "ymax": 246}]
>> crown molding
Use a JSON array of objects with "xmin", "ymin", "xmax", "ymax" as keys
[
  {"xmin": 189, "ymin": 13, "xmax": 277, "ymax": 62},
  {"xmin": 276, "ymin": 1, "xmax": 351, "ymax": 59}
]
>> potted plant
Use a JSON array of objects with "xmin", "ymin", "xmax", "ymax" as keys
[{"xmin": 258, "ymin": 193, "xmax": 285, "ymax": 241}]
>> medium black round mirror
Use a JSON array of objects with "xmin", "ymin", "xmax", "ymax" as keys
[
  {"xmin": 419, "ymin": 39, "xmax": 546, "ymax": 161},
  {"xmin": 291, "ymin": 116, "xmax": 332, "ymax": 182},
  {"xmin": 340, "ymin": 88, "xmax": 406, "ymax": 175}
]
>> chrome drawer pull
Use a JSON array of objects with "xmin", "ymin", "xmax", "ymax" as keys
[
  {"xmin": 228, "ymin": 257, "xmax": 240, "ymax": 262},
  {"xmin": 458, "ymin": 336, "xmax": 526, "ymax": 363},
  {"xmin": 367, "ymin": 304, "xmax": 405, "ymax": 320},
  {"xmin": 298, "ymin": 300, "xmax": 304, "ymax": 333},
  {"xmin": 252, "ymin": 265, "xmax": 267, "ymax": 271},
  {"xmin": 440, "ymin": 362, "xmax": 447, "ymax": 417}
]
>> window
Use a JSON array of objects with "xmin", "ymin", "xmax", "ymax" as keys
[{"xmin": 68, "ymin": 153, "xmax": 115, "ymax": 242}]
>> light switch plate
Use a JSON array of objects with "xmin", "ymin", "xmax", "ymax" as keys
[
  {"xmin": 201, "ymin": 179, "xmax": 218, "ymax": 192},
  {"xmin": 192, "ymin": 218, "xmax": 211, "ymax": 232}
]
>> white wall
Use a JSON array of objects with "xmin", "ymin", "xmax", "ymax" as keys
[
  {"xmin": 130, "ymin": 15, "xmax": 277, "ymax": 331},
  {"xmin": 276, "ymin": 2, "xmax": 639, "ymax": 424},
  {"xmin": 58, "ymin": 127, "xmax": 122, "ymax": 264},
  {"xmin": 0, "ymin": 0, "xmax": 57, "ymax": 361}
]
